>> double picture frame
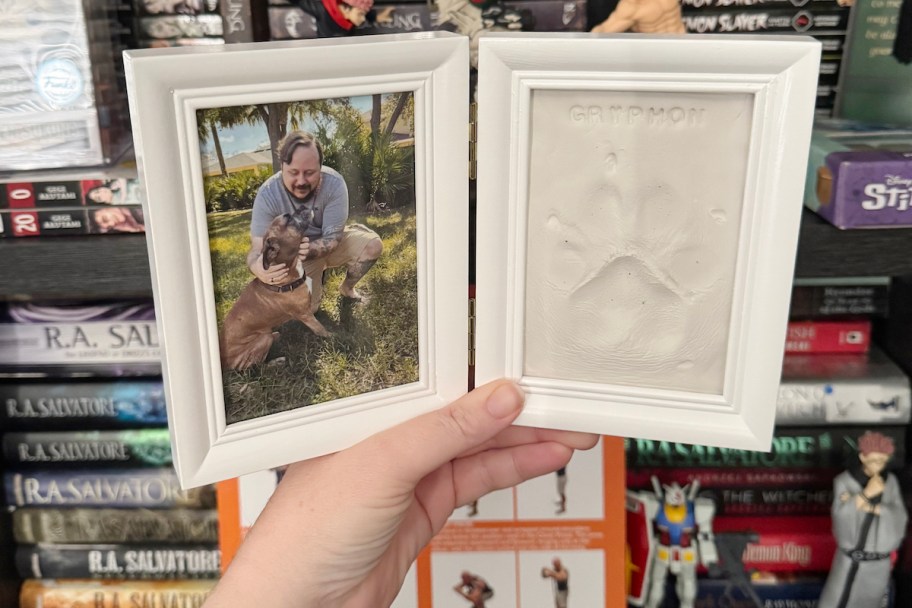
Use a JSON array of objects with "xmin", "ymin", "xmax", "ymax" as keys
[{"xmin": 125, "ymin": 32, "xmax": 821, "ymax": 488}]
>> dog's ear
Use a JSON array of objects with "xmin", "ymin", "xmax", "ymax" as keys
[{"xmin": 262, "ymin": 237, "xmax": 280, "ymax": 269}]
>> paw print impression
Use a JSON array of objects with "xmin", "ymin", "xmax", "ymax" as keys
[{"xmin": 523, "ymin": 89, "xmax": 752, "ymax": 395}]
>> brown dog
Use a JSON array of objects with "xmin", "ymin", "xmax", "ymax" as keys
[{"xmin": 219, "ymin": 210, "xmax": 331, "ymax": 371}]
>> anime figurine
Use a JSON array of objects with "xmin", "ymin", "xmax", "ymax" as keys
[
  {"xmin": 288, "ymin": 0, "xmax": 392, "ymax": 37},
  {"xmin": 818, "ymin": 431, "xmax": 908, "ymax": 608},
  {"xmin": 626, "ymin": 476, "xmax": 718, "ymax": 608},
  {"xmin": 590, "ymin": 0, "xmax": 685, "ymax": 34}
]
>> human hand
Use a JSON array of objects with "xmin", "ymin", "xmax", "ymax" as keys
[
  {"xmin": 204, "ymin": 380, "xmax": 599, "ymax": 608},
  {"xmin": 865, "ymin": 474, "xmax": 885, "ymax": 498},
  {"xmin": 250, "ymin": 256, "xmax": 289, "ymax": 285},
  {"xmin": 298, "ymin": 237, "xmax": 310, "ymax": 262}
]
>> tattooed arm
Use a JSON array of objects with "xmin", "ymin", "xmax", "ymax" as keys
[{"xmin": 299, "ymin": 233, "xmax": 341, "ymax": 262}]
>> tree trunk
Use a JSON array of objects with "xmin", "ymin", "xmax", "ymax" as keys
[
  {"xmin": 211, "ymin": 117, "xmax": 227, "ymax": 176},
  {"xmin": 384, "ymin": 92, "xmax": 409, "ymax": 136},
  {"xmin": 366, "ymin": 94, "xmax": 383, "ymax": 210},
  {"xmin": 258, "ymin": 103, "xmax": 289, "ymax": 172}
]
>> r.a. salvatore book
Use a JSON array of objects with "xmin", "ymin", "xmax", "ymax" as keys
[
  {"xmin": 18, "ymin": 579, "xmax": 216, "ymax": 608},
  {"xmin": 13, "ymin": 507, "xmax": 219, "ymax": 544},
  {"xmin": 776, "ymin": 346, "xmax": 911, "ymax": 425},
  {"xmin": 694, "ymin": 486, "xmax": 833, "ymax": 516},
  {"xmin": 4, "ymin": 469, "xmax": 216, "ymax": 509},
  {"xmin": 626, "ymin": 466, "xmax": 839, "ymax": 490},
  {"xmin": 15, "ymin": 543, "xmax": 221, "ymax": 580},
  {"xmin": 625, "ymin": 425, "xmax": 906, "ymax": 468},
  {"xmin": 2, "ymin": 429, "xmax": 172, "ymax": 467},
  {"xmin": 0, "ymin": 378, "xmax": 167, "ymax": 430},
  {"xmin": 0, "ymin": 300, "xmax": 160, "ymax": 368}
]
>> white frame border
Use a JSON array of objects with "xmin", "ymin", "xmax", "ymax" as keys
[
  {"xmin": 475, "ymin": 33, "xmax": 821, "ymax": 451},
  {"xmin": 125, "ymin": 33, "xmax": 469, "ymax": 488}
]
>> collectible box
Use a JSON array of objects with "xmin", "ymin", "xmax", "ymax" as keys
[
  {"xmin": 804, "ymin": 118, "xmax": 912, "ymax": 228},
  {"xmin": 681, "ymin": 0, "xmax": 844, "ymax": 8},
  {"xmin": 681, "ymin": 8, "xmax": 849, "ymax": 33},
  {"xmin": 268, "ymin": 0, "xmax": 588, "ymax": 39},
  {"xmin": 0, "ymin": 0, "xmax": 131, "ymax": 170},
  {"xmin": 835, "ymin": 0, "xmax": 912, "ymax": 126}
]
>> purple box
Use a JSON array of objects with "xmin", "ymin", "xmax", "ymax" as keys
[{"xmin": 805, "ymin": 120, "xmax": 912, "ymax": 229}]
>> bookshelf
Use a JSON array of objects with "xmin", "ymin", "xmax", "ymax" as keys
[
  {"xmin": 0, "ymin": 235, "xmax": 152, "ymax": 301},
  {"xmin": 0, "ymin": 209, "xmax": 910, "ymax": 303}
]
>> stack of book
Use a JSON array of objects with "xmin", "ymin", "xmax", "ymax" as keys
[
  {"xmin": 625, "ymin": 276, "xmax": 911, "ymax": 605},
  {"xmin": 679, "ymin": 0, "xmax": 851, "ymax": 116},
  {"xmin": 127, "ymin": 0, "xmax": 265, "ymax": 47},
  {"xmin": 0, "ymin": 300, "xmax": 221, "ymax": 606},
  {"xmin": 266, "ymin": 0, "xmax": 589, "ymax": 40},
  {"xmin": 0, "ymin": 162, "xmax": 145, "ymax": 239}
]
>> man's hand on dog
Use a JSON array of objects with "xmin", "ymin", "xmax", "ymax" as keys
[
  {"xmin": 298, "ymin": 237, "xmax": 310, "ymax": 262},
  {"xmin": 251, "ymin": 255, "xmax": 289, "ymax": 285}
]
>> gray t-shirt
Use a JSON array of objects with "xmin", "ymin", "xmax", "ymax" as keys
[{"xmin": 250, "ymin": 166, "xmax": 348, "ymax": 240}]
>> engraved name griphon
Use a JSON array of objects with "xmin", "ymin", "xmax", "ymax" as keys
[{"xmin": 569, "ymin": 105, "xmax": 707, "ymax": 126}]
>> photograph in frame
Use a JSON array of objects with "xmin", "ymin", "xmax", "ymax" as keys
[{"xmin": 197, "ymin": 92, "xmax": 420, "ymax": 424}]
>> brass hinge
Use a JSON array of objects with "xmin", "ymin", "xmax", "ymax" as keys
[
  {"xmin": 469, "ymin": 102, "xmax": 478, "ymax": 180},
  {"xmin": 468, "ymin": 297, "xmax": 476, "ymax": 367}
]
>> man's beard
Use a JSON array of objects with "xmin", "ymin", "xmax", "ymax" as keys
[{"xmin": 289, "ymin": 178, "xmax": 320, "ymax": 202}]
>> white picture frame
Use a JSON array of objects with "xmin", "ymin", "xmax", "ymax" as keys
[
  {"xmin": 125, "ymin": 33, "xmax": 470, "ymax": 488},
  {"xmin": 126, "ymin": 31, "xmax": 820, "ymax": 489},
  {"xmin": 475, "ymin": 33, "xmax": 821, "ymax": 451}
]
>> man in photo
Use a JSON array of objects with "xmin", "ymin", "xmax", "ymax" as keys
[
  {"xmin": 248, "ymin": 130, "xmax": 383, "ymax": 311},
  {"xmin": 454, "ymin": 571, "xmax": 493, "ymax": 607},
  {"xmin": 541, "ymin": 557, "xmax": 569, "ymax": 608}
]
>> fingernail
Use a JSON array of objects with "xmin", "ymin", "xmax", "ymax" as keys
[{"xmin": 486, "ymin": 383, "xmax": 524, "ymax": 418}]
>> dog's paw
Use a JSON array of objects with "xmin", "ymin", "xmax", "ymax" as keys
[{"xmin": 265, "ymin": 357, "xmax": 287, "ymax": 369}]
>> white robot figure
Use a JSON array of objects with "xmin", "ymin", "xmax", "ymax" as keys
[{"xmin": 629, "ymin": 476, "xmax": 719, "ymax": 608}]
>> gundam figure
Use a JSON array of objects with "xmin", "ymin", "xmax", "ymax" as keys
[{"xmin": 627, "ymin": 476, "xmax": 718, "ymax": 608}]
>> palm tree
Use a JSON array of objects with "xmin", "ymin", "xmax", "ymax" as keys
[{"xmin": 197, "ymin": 106, "xmax": 257, "ymax": 176}]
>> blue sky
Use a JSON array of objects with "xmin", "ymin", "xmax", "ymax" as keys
[{"xmin": 198, "ymin": 95, "xmax": 379, "ymax": 161}]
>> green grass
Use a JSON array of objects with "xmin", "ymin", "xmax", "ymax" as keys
[{"xmin": 208, "ymin": 209, "xmax": 419, "ymax": 424}]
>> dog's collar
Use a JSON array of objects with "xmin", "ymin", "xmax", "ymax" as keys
[{"xmin": 261, "ymin": 276, "xmax": 307, "ymax": 293}]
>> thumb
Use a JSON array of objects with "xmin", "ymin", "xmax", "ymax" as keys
[{"xmin": 358, "ymin": 380, "xmax": 524, "ymax": 486}]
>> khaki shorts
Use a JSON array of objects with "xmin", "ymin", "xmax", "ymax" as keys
[
  {"xmin": 302, "ymin": 223, "xmax": 379, "ymax": 310},
  {"xmin": 555, "ymin": 589, "xmax": 568, "ymax": 608}
]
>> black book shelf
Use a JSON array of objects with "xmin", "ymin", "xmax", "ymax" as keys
[
  {"xmin": 0, "ymin": 234, "xmax": 152, "ymax": 301},
  {"xmin": 0, "ymin": 209, "xmax": 910, "ymax": 302}
]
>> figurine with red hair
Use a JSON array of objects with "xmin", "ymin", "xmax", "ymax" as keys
[
  {"xmin": 819, "ymin": 431, "xmax": 908, "ymax": 608},
  {"xmin": 289, "ymin": 0, "xmax": 392, "ymax": 37}
]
